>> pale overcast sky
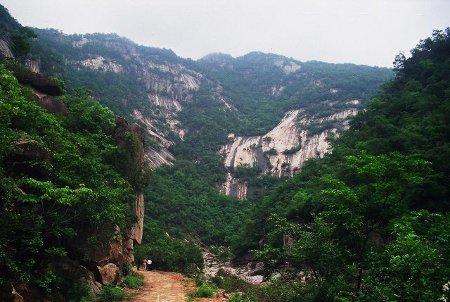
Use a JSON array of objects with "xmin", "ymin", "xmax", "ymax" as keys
[{"xmin": 2, "ymin": 0, "xmax": 449, "ymax": 67}]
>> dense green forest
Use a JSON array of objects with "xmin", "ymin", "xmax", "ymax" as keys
[
  {"xmin": 0, "ymin": 63, "xmax": 139, "ymax": 300},
  {"xmin": 228, "ymin": 29, "xmax": 450, "ymax": 301}
]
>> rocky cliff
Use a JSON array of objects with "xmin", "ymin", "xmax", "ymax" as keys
[
  {"xmin": 31, "ymin": 31, "xmax": 236, "ymax": 169},
  {"xmin": 220, "ymin": 106, "xmax": 358, "ymax": 199}
]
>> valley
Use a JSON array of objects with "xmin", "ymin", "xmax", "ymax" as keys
[{"xmin": 1, "ymin": 3, "xmax": 449, "ymax": 302}]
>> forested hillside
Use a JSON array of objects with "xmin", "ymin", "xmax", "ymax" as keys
[
  {"xmin": 230, "ymin": 29, "xmax": 450, "ymax": 301},
  {"xmin": 0, "ymin": 7, "xmax": 148, "ymax": 300}
]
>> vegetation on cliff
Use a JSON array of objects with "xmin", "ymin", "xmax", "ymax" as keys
[{"xmin": 0, "ymin": 63, "xmax": 140, "ymax": 299}]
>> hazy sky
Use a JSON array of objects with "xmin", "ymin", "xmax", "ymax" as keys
[{"xmin": 2, "ymin": 0, "xmax": 449, "ymax": 67}]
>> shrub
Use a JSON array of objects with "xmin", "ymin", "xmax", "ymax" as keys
[
  {"xmin": 123, "ymin": 272, "xmax": 144, "ymax": 289},
  {"xmin": 265, "ymin": 148, "xmax": 278, "ymax": 156},
  {"xmin": 282, "ymin": 145, "xmax": 301, "ymax": 155},
  {"xmin": 100, "ymin": 285, "xmax": 125, "ymax": 302},
  {"xmin": 195, "ymin": 283, "xmax": 217, "ymax": 298},
  {"xmin": 67, "ymin": 282, "xmax": 93, "ymax": 302},
  {"xmin": 229, "ymin": 293, "xmax": 249, "ymax": 302},
  {"xmin": 211, "ymin": 269, "xmax": 252, "ymax": 293}
]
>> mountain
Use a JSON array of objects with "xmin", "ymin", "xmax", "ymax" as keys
[{"xmin": 28, "ymin": 29, "xmax": 392, "ymax": 187}]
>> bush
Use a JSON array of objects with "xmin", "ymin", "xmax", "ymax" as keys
[
  {"xmin": 194, "ymin": 283, "xmax": 217, "ymax": 298},
  {"xmin": 265, "ymin": 148, "xmax": 278, "ymax": 156},
  {"xmin": 229, "ymin": 293, "xmax": 250, "ymax": 302},
  {"xmin": 67, "ymin": 282, "xmax": 93, "ymax": 302},
  {"xmin": 211, "ymin": 269, "xmax": 252, "ymax": 293},
  {"xmin": 123, "ymin": 272, "xmax": 144, "ymax": 289},
  {"xmin": 100, "ymin": 285, "xmax": 125, "ymax": 302},
  {"xmin": 282, "ymin": 145, "xmax": 301, "ymax": 155}
]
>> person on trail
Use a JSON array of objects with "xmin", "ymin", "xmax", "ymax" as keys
[
  {"xmin": 147, "ymin": 259, "xmax": 152, "ymax": 271},
  {"xmin": 142, "ymin": 258, "xmax": 147, "ymax": 270},
  {"xmin": 136, "ymin": 258, "xmax": 141, "ymax": 270}
]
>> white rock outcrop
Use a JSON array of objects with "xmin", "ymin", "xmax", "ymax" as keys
[
  {"xmin": 80, "ymin": 56, "xmax": 123, "ymax": 73},
  {"xmin": 0, "ymin": 39, "xmax": 14, "ymax": 58},
  {"xmin": 220, "ymin": 107, "xmax": 358, "ymax": 199}
]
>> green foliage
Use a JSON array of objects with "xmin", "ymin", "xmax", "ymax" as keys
[
  {"xmin": 193, "ymin": 282, "xmax": 218, "ymax": 298},
  {"xmin": 0, "ymin": 64, "xmax": 138, "ymax": 298},
  {"xmin": 67, "ymin": 282, "xmax": 94, "ymax": 302},
  {"xmin": 0, "ymin": 5, "xmax": 32, "ymax": 59},
  {"xmin": 234, "ymin": 163, "xmax": 262, "ymax": 180},
  {"xmin": 265, "ymin": 148, "xmax": 278, "ymax": 156},
  {"xmin": 122, "ymin": 263, "xmax": 131, "ymax": 276},
  {"xmin": 10, "ymin": 27, "xmax": 36, "ymax": 59},
  {"xmin": 134, "ymin": 221, "xmax": 204, "ymax": 274},
  {"xmin": 100, "ymin": 285, "xmax": 125, "ymax": 302},
  {"xmin": 228, "ymin": 279, "xmax": 302, "ymax": 302},
  {"xmin": 282, "ymin": 145, "xmax": 301, "ymax": 155},
  {"xmin": 144, "ymin": 160, "xmax": 250, "ymax": 245},
  {"xmin": 211, "ymin": 269, "xmax": 252, "ymax": 293},
  {"xmin": 123, "ymin": 272, "xmax": 144, "ymax": 289}
]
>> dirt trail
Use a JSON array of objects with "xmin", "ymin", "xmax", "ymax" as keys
[
  {"xmin": 128, "ymin": 270, "xmax": 192, "ymax": 302},
  {"xmin": 127, "ymin": 270, "xmax": 227, "ymax": 302}
]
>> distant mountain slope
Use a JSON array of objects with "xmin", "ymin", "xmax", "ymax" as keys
[
  {"xmin": 30, "ymin": 29, "xmax": 209, "ymax": 168},
  {"xmin": 198, "ymin": 51, "xmax": 392, "ymax": 135},
  {"xmin": 29, "ymin": 29, "xmax": 392, "ymax": 176}
]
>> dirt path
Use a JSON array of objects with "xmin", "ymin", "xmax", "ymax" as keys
[
  {"xmin": 128, "ymin": 270, "xmax": 192, "ymax": 302},
  {"xmin": 127, "ymin": 270, "xmax": 227, "ymax": 302}
]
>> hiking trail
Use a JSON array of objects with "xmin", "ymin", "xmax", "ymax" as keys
[{"xmin": 127, "ymin": 270, "xmax": 227, "ymax": 302}]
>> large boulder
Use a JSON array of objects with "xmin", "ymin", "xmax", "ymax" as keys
[{"xmin": 97, "ymin": 263, "xmax": 120, "ymax": 285}]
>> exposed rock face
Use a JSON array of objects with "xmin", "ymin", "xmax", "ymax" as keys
[
  {"xmin": 132, "ymin": 109, "xmax": 176, "ymax": 168},
  {"xmin": 67, "ymin": 36, "xmax": 207, "ymax": 166},
  {"xmin": 32, "ymin": 90, "xmax": 68, "ymax": 115},
  {"xmin": 113, "ymin": 116, "xmax": 145, "ymax": 255},
  {"xmin": 221, "ymin": 107, "xmax": 358, "ymax": 199},
  {"xmin": 25, "ymin": 59, "xmax": 40, "ymax": 73},
  {"xmin": 97, "ymin": 263, "xmax": 120, "ymax": 285},
  {"xmin": 203, "ymin": 251, "xmax": 264, "ymax": 285},
  {"xmin": 220, "ymin": 173, "xmax": 248, "ymax": 200},
  {"xmin": 129, "ymin": 193, "xmax": 144, "ymax": 244},
  {"xmin": 80, "ymin": 56, "xmax": 123, "ymax": 73},
  {"xmin": 0, "ymin": 38, "xmax": 13, "ymax": 58},
  {"xmin": 274, "ymin": 58, "xmax": 301, "ymax": 74},
  {"xmin": 37, "ymin": 33, "xmax": 243, "ymax": 168}
]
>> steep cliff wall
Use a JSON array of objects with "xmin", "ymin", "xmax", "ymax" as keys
[
  {"xmin": 220, "ymin": 107, "xmax": 358, "ymax": 199},
  {"xmin": 69, "ymin": 36, "xmax": 204, "ymax": 168},
  {"xmin": 0, "ymin": 38, "xmax": 14, "ymax": 58},
  {"xmin": 33, "ymin": 33, "xmax": 240, "ymax": 168}
]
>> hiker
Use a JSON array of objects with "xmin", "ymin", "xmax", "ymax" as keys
[
  {"xmin": 136, "ymin": 258, "xmax": 142, "ymax": 270},
  {"xmin": 142, "ymin": 258, "xmax": 147, "ymax": 270},
  {"xmin": 147, "ymin": 258, "xmax": 152, "ymax": 271}
]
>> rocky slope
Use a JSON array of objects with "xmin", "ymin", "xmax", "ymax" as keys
[
  {"xmin": 31, "ymin": 30, "xmax": 238, "ymax": 168},
  {"xmin": 220, "ymin": 105, "xmax": 359, "ymax": 199},
  {"xmin": 31, "ymin": 31, "xmax": 392, "ymax": 172}
]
